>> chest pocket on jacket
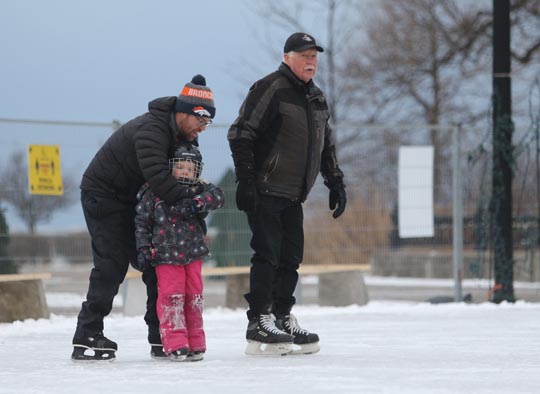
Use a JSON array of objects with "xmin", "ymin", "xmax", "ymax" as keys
[{"xmin": 279, "ymin": 101, "xmax": 308, "ymax": 147}]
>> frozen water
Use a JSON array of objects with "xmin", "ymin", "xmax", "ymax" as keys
[{"xmin": 1, "ymin": 302, "xmax": 539, "ymax": 394}]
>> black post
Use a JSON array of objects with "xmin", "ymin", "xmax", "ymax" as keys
[{"xmin": 491, "ymin": 0, "xmax": 515, "ymax": 303}]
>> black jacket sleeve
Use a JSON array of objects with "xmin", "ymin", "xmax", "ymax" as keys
[
  {"xmin": 228, "ymin": 76, "xmax": 277, "ymax": 181},
  {"xmin": 320, "ymin": 123, "xmax": 345, "ymax": 188}
]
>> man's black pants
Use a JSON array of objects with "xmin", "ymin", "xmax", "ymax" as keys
[
  {"xmin": 74, "ymin": 190, "xmax": 160, "ymax": 343},
  {"xmin": 245, "ymin": 195, "xmax": 304, "ymax": 320}
]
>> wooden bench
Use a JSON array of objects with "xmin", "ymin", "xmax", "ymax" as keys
[
  {"xmin": 122, "ymin": 264, "xmax": 369, "ymax": 315},
  {"xmin": 0, "ymin": 273, "xmax": 51, "ymax": 322}
]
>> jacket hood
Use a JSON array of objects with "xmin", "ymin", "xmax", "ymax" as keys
[
  {"xmin": 148, "ymin": 96, "xmax": 201, "ymax": 147},
  {"xmin": 148, "ymin": 96, "xmax": 176, "ymax": 116}
]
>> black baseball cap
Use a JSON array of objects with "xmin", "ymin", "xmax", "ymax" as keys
[{"xmin": 283, "ymin": 32, "xmax": 324, "ymax": 53}]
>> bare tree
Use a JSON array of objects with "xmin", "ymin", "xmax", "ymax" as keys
[
  {"xmin": 344, "ymin": 1, "xmax": 491, "ymax": 199},
  {"xmin": 343, "ymin": 0, "xmax": 540, "ymax": 202},
  {"xmin": 347, "ymin": 0, "xmax": 539, "ymax": 125},
  {"xmin": 0, "ymin": 151, "xmax": 77, "ymax": 234},
  {"xmin": 247, "ymin": 0, "xmax": 540, "ymax": 126},
  {"xmin": 246, "ymin": 0, "xmax": 540, "ymax": 205}
]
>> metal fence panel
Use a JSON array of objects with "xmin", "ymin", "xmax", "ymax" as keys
[{"xmin": 0, "ymin": 120, "xmax": 538, "ymax": 283}]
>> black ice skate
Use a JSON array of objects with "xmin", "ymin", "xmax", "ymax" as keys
[
  {"xmin": 154, "ymin": 344, "xmax": 202, "ymax": 361},
  {"xmin": 245, "ymin": 314, "xmax": 294, "ymax": 356},
  {"xmin": 276, "ymin": 313, "xmax": 320, "ymax": 355},
  {"xmin": 150, "ymin": 343, "xmax": 168, "ymax": 360},
  {"xmin": 71, "ymin": 332, "xmax": 117, "ymax": 361},
  {"xmin": 186, "ymin": 350, "xmax": 205, "ymax": 362},
  {"xmin": 168, "ymin": 347, "xmax": 189, "ymax": 361}
]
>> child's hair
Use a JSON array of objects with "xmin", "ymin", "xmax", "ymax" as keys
[{"xmin": 169, "ymin": 143, "xmax": 203, "ymax": 185}]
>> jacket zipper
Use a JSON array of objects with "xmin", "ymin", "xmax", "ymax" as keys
[
  {"xmin": 263, "ymin": 153, "xmax": 280, "ymax": 182},
  {"xmin": 303, "ymin": 96, "xmax": 315, "ymax": 200}
]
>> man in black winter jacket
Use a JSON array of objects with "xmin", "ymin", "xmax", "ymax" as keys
[
  {"xmin": 228, "ymin": 32, "xmax": 346, "ymax": 356},
  {"xmin": 72, "ymin": 75, "xmax": 216, "ymax": 361}
]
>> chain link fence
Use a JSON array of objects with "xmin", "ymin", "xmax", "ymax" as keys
[{"xmin": 0, "ymin": 120, "xmax": 538, "ymax": 283}]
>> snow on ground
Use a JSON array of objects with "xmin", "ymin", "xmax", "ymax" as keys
[{"xmin": 1, "ymin": 302, "xmax": 539, "ymax": 394}]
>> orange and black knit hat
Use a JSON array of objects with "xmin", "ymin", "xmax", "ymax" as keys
[{"xmin": 175, "ymin": 74, "xmax": 216, "ymax": 119}]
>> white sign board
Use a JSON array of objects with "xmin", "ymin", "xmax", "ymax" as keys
[{"xmin": 398, "ymin": 146, "xmax": 434, "ymax": 238}]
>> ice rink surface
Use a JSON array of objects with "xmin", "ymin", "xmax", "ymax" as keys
[{"xmin": 1, "ymin": 301, "xmax": 539, "ymax": 394}]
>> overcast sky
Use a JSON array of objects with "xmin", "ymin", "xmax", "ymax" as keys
[{"xmin": 0, "ymin": 0, "xmax": 282, "ymax": 122}]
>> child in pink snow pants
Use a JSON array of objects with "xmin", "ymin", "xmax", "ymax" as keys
[
  {"xmin": 134, "ymin": 143, "xmax": 224, "ymax": 361},
  {"xmin": 156, "ymin": 261, "xmax": 205, "ymax": 359}
]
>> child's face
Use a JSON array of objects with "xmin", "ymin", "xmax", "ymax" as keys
[{"xmin": 172, "ymin": 160, "xmax": 196, "ymax": 180}]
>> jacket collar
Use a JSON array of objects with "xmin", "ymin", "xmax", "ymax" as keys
[
  {"xmin": 278, "ymin": 62, "xmax": 324, "ymax": 101},
  {"xmin": 279, "ymin": 62, "xmax": 310, "ymax": 88}
]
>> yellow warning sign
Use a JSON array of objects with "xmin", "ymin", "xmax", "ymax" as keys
[{"xmin": 28, "ymin": 145, "xmax": 64, "ymax": 195}]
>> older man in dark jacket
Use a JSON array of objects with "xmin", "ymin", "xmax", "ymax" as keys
[
  {"xmin": 72, "ymin": 75, "xmax": 215, "ymax": 361},
  {"xmin": 228, "ymin": 33, "xmax": 346, "ymax": 356}
]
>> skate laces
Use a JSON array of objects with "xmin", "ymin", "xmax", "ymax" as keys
[
  {"xmin": 260, "ymin": 314, "xmax": 285, "ymax": 334},
  {"xmin": 287, "ymin": 314, "xmax": 309, "ymax": 335}
]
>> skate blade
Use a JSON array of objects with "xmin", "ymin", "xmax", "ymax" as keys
[
  {"xmin": 168, "ymin": 352, "xmax": 189, "ymax": 362},
  {"xmin": 245, "ymin": 340, "xmax": 293, "ymax": 356},
  {"xmin": 154, "ymin": 352, "xmax": 204, "ymax": 362},
  {"xmin": 71, "ymin": 346, "xmax": 116, "ymax": 362},
  {"xmin": 289, "ymin": 341, "xmax": 320, "ymax": 355},
  {"xmin": 150, "ymin": 354, "xmax": 170, "ymax": 361},
  {"xmin": 186, "ymin": 353, "xmax": 205, "ymax": 362},
  {"xmin": 169, "ymin": 355, "xmax": 188, "ymax": 362}
]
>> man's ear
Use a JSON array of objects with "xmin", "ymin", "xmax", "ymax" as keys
[
  {"xmin": 175, "ymin": 112, "xmax": 187, "ymax": 131},
  {"xmin": 175, "ymin": 112, "xmax": 187, "ymax": 122}
]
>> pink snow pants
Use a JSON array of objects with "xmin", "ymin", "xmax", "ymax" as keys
[{"xmin": 155, "ymin": 260, "xmax": 205, "ymax": 354}]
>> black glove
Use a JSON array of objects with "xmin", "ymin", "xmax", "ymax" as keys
[
  {"xmin": 236, "ymin": 178, "xmax": 258, "ymax": 213},
  {"xmin": 136, "ymin": 247, "xmax": 155, "ymax": 271},
  {"xmin": 329, "ymin": 183, "xmax": 346, "ymax": 219}
]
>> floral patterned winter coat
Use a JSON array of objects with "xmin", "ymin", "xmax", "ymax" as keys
[{"xmin": 134, "ymin": 182, "xmax": 224, "ymax": 269}]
